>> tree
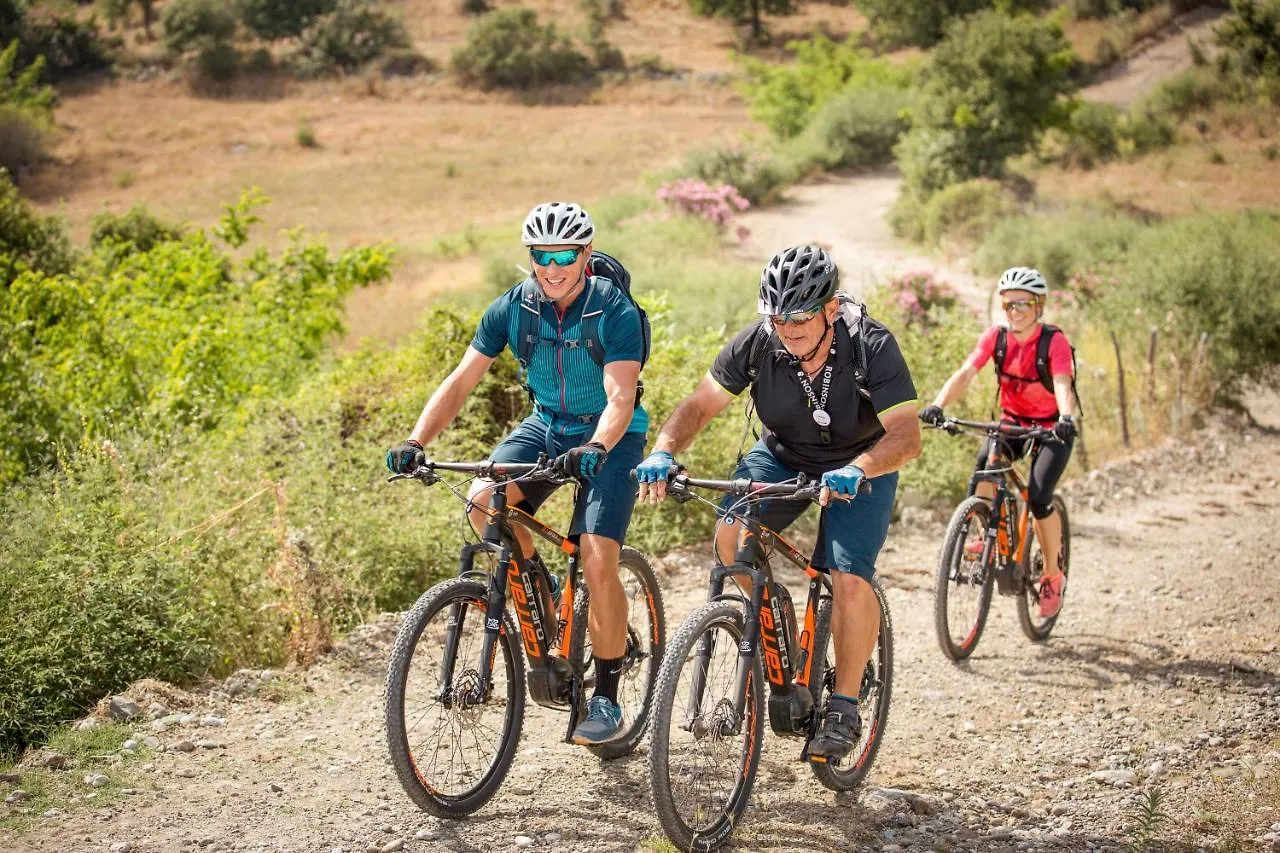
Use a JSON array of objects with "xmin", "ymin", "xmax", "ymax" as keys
[
  {"xmin": 689, "ymin": 0, "xmax": 794, "ymax": 45},
  {"xmin": 852, "ymin": 0, "xmax": 1046, "ymax": 48},
  {"xmin": 895, "ymin": 11, "xmax": 1077, "ymax": 199},
  {"xmin": 237, "ymin": 0, "xmax": 337, "ymax": 41}
]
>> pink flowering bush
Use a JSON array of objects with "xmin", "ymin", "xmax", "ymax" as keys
[
  {"xmin": 884, "ymin": 270, "xmax": 958, "ymax": 327},
  {"xmin": 656, "ymin": 179, "xmax": 750, "ymax": 233}
]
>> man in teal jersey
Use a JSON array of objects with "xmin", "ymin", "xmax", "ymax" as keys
[{"xmin": 387, "ymin": 202, "xmax": 647, "ymax": 745}]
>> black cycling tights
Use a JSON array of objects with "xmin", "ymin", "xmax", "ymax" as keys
[{"xmin": 971, "ymin": 433, "xmax": 1075, "ymax": 519}]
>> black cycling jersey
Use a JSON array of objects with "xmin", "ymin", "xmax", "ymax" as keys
[{"xmin": 710, "ymin": 317, "xmax": 917, "ymax": 474}]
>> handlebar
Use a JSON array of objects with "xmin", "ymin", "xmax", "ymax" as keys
[
  {"xmin": 388, "ymin": 456, "xmax": 572, "ymax": 487},
  {"xmin": 929, "ymin": 417, "xmax": 1058, "ymax": 442},
  {"xmin": 665, "ymin": 472, "xmax": 870, "ymax": 502}
]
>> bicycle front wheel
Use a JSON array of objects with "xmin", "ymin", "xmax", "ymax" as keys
[
  {"xmin": 934, "ymin": 496, "xmax": 996, "ymax": 662},
  {"xmin": 809, "ymin": 579, "xmax": 894, "ymax": 792},
  {"xmin": 649, "ymin": 601, "xmax": 764, "ymax": 853},
  {"xmin": 384, "ymin": 577, "xmax": 526, "ymax": 818},
  {"xmin": 570, "ymin": 547, "xmax": 666, "ymax": 759},
  {"xmin": 1017, "ymin": 496, "xmax": 1070, "ymax": 642}
]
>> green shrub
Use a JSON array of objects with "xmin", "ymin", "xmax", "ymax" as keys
[
  {"xmin": 192, "ymin": 37, "xmax": 239, "ymax": 85},
  {"xmin": 243, "ymin": 46, "xmax": 275, "ymax": 73},
  {"xmin": 451, "ymin": 7, "xmax": 592, "ymax": 89},
  {"xmin": 688, "ymin": 0, "xmax": 793, "ymax": 44},
  {"xmin": 13, "ymin": 10, "xmax": 113, "ymax": 81},
  {"xmin": 738, "ymin": 36, "xmax": 914, "ymax": 139},
  {"xmin": 921, "ymin": 178, "xmax": 1013, "ymax": 247},
  {"xmin": 896, "ymin": 11, "xmax": 1078, "ymax": 200},
  {"xmin": 887, "ymin": 192, "xmax": 927, "ymax": 243},
  {"xmin": 1065, "ymin": 99, "xmax": 1121, "ymax": 165},
  {"xmin": 0, "ymin": 189, "xmax": 392, "ymax": 483},
  {"xmin": 0, "ymin": 104, "xmax": 48, "ymax": 180},
  {"xmin": 292, "ymin": 0, "xmax": 410, "ymax": 76},
  {"xmin": 1144, "ymin": 66, "xmax": 1228, "ymax": 120},
  {"xmin": 853, "ymin": 0, "xmax": 1047, "ymax": 48},
  {"xmin": 89, "ymin": 205, "xmax": 183, "ymax": 252},
  {"xmin": 162, "ymin": 0, "xmax": 237, "ymax": 55},
  {"xmin": 237, "ymin": 0, "xmax": 336, "ymax": 41},
  {"xmin": 783, "ymin": 82, "xmax": 911, "ymax": 172},
  {"xmin": 0, "ymin": 170, "xmax": 73, "ymax": 287},
  {"xmin": 0, "ymin": 40, "xmax": 55, "ymax": 117},
  {"xmin": 1216, "ymin": 0, "xmax": 1280, "ymax": 78},
  {"xmin": 974, "ymin": 206, "xmax": 1142, "ymax": 287},
  {"xmin": 460, "ymin": 0, "xmax": 490, "ymax": 13},
  {"xmin": 679, "ymin": 143, "xmax": 793, "ymax": 205}
]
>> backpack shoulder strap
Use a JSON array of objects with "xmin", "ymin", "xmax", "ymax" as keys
[
  {"xmin": 745, "ymin": 321, "xmax": 773, "ymax": 383},
  {"xmin": 835, "ymin": 293, "xmax": 872, "ymax": 400},
  {"xmin": 1036, "ymin": 325, "xmax": 1059, "ymax": 392},
  {"xmin": 993, "ymin": 326, "xmax": 1009, "ymax": 379},
  {"xmin": 580, "ymin": 277, "xmax": 611, "ymax": 368},
  {"xmin": 513, "ymin": 278, "xmax": 542, "ymax": 370}
]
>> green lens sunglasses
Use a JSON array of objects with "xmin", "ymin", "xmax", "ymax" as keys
[{"xmin": 530, "ymin": 247, "xmax": 584, "ymax": 267}]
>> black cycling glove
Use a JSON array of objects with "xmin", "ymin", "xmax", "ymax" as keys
[
  {"xmin": 919, "ymin": 405, "xmax": 946, "ymax": 426},
  {"xmin": 387, "ymin": 440, "xmax": 425, "ymax": 474},
  {"xmin": 554, "ymin": 441, "xmax": 608, "ymax": 479}
]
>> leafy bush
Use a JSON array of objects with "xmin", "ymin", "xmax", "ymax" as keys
[
  {"xmin": 974, "ymin": 206, "xmax": 1142, "ymax": 287},
  {"xmin": 451, "ymin": 7, "xmax": 592, "ymax": 89},
  {"xmin": 0, "ymin": 40, "xmax": 54, "ymax": 178},
  {"xmin": 896, "ymin": 11, "xmax": 1078, "ymax": 200},
  {"xmin": 679, "ymin": 143, "xmax": 793, "ymax": 205},
  {"xmin": 192, "ymin": 37, "xmax": 240, "ymax": 85},
  {"xmin": 0, "ymin": 104, "xmax": 46, "ymax": 179},
  {"xmin": 689, "ymin": 0, "xmax": 793, "ymax": 44},
  {"xmin": 853, "ymin": 0, "xmax": 1046, "ymax": 48},
  {"xmin": 0, "ymin": 170, "xmax": 73, "ymax": 286},
  {"xmin": 783, "ymin": 82, "xmax": 911, "ymax": 171},
  {"xmin": 921, "ymin": 178, "xmax": 1014, "ymax": 248},
  {"xmin": 237, "ymin": 0, "xmax": 336, "ymax": 41},
  {"xmin": 738, "ymin": 37, "xmax": 913, "ymax": 140},
  {"xmin": 161, "ymin": 0, "xmax": 237, "ymax": 55},
  {"xmin": 1216, "ymin": 0, "xmax": 1280, "ymax": 78},
  {"xmin": 460, "ymin": 0, "xmax": 490, "ymax": 14},
  {"xmin": 89, "ymin": 206, "xmax": 183, "ymax": 253},
  {"xmin": 293, "ymin": 1, "xmax": 411, "ymax": 76},
  {"xmin": 1049, "ymin": 99, "xmax": 1176, "ymax": 167},
  {"xmin": 0, "ymin": 189, "xmax": 392, "ymax": 483},
  {"xmin": 9, "ymin": 8, "xmax": 112, "ymax": 81},
  {"xmin": 882, "ymin": 270, "xmax": 959, "ymax": 327}
]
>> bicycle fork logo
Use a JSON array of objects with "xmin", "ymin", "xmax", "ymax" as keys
[{"xmin": 507, "ymin": 561, "xmax": 546, "ymax": 660}]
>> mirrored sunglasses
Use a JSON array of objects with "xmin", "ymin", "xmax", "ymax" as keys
[
  {"xmin": 530, "ymin": 247, "xmax": 584, "ymax": 267},
  {"xmin": 1002, "ymin": 299, "xmax": 1037, "ymax": 313},
  {"xmin": 768, "ymin": 305, "xmax": 823, "ymax": 326}
]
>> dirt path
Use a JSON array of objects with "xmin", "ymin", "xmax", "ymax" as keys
[
  {"xmin": 1079, "ymin": 7, "xmax": 1224, "ymax": 109},
  {"xmin": 735, "ymin": 171, "xmax": 992, "ymax": 317},
  {"xmin": 4, "ymin": 401, "xmax": 1278, "ymax": 853}
]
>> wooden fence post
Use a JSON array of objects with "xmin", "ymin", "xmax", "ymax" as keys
[
  {"xmin": 1144, "ymin": 327, "xmax": 1159, "ymax": 409},
  {"xmin": 1111, "ymin": 330, "xmax": 1131, "ymax": 448}
]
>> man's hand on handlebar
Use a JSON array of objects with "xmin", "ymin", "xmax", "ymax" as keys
[
  {"xmin": 386, "ymin": 440, "xmax": 425, "ymax": 474},
  {"xmin": 635, "ymin": 450, "xmax": 681, "ymax": 505}
]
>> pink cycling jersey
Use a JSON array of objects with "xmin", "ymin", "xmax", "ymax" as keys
[{"xmin": 968, "ymin": 324, "xmax": 1074, "ymax": 422}]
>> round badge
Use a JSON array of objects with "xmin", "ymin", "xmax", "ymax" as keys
[{"xmin": 812, "ymin": 409, "xmax": 832, "ymax": 427}]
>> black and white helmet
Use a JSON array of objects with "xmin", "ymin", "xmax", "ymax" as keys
[
  {"xmin": 521, "ymin": 202, "xmax": 595, "ymax": 246},
  {"xmin": 997, "ymin": 266, "xmax": 1048, "ymax": 296},
  {"xmin": 758, "ymin": 245, "xmax": 839, "ymax": 315}
]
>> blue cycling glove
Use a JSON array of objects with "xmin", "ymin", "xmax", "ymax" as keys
[
  {"xmin": 821, "ymin": 464, "xmax": 865, "ymax": 498},
  {"xmin": 554, "ymin": 441, "xmax": 608, "ymax": 479},
  {"xmin": 635, "ymin": 450, "xmax": 678, "ymax": 483}
]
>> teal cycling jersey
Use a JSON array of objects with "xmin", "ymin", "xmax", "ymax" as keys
[{"xmin": 472, "ymin": 277, "xmax": 649, "ymax": 436}]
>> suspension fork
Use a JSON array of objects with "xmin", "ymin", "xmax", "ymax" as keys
[
  {"xmin": 681, "ymin": 566, "xmax": 730, "ymax": 730},
  {"xmin": 437, "ymin": 542, "xmax": 489, "ymax": 704}
]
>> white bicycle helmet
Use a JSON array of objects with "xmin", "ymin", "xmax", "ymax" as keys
[
  {"xmin": 521, "ymin": 202, "xmax": 595, "ymax": 246},
  {"xmin": 997, "ymin": 266, "xmax": 1048, "ymax": 296}
]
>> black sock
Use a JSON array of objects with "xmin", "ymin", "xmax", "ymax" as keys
[{"xmin": 592, "ymin": 655, "xmax": 625, "ymax": 704}]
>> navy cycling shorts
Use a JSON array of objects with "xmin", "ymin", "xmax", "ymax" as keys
[
  {"xmin": 718, "ymin": 441, "xmax": 898, "ymax": 582},
  {"xmin": 489, "ymin": 416, "xmax": 645, "ymax": 545}
]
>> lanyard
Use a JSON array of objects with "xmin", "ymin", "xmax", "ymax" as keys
[{"xmin": 795, "ymin": 344, "xmax": 835, "ymax": 444}]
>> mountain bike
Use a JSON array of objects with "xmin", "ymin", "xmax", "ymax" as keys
[
  {"xmin": 647, "ymin": 472, "xmax": 893, "ymax": 852},
  {"xmin": 383, "ymin": 456, "xmax": 665, "ymax": 818},
  {"xmin": 927, "ymin": 418, "xmax": 1072, "ymax": 662}
]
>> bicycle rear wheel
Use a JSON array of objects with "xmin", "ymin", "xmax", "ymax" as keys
[
  {"xmin": 1017, "ymin": 497, "xmax": 1070, "ymax": 642},
  {"xmin": 809, "ymin": 579, "xmax": 894, "ymax": 792},
  {"xmin": 934, "ymin": 496, "xmax": 996, "ymax": 662},
  {"xmin": 649, "ymin": 601, "xmax": 764, "ymax": 853},
  {"xmin": 570, "ymin": 547, "xmax": 666, "ymax": 759},
  {"xmin": 384, "ymin": 577, "xmax": 525, "ymax": 818}
]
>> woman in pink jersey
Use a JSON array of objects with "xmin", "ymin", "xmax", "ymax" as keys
[{"xmin": 918, "ymin": 267, "xmax": 1077, "ymax": 618}]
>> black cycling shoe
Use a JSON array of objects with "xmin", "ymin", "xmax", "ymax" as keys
[{"xmin": 808, "ymin": 696, "xmax": 862, "ymax": 764}]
